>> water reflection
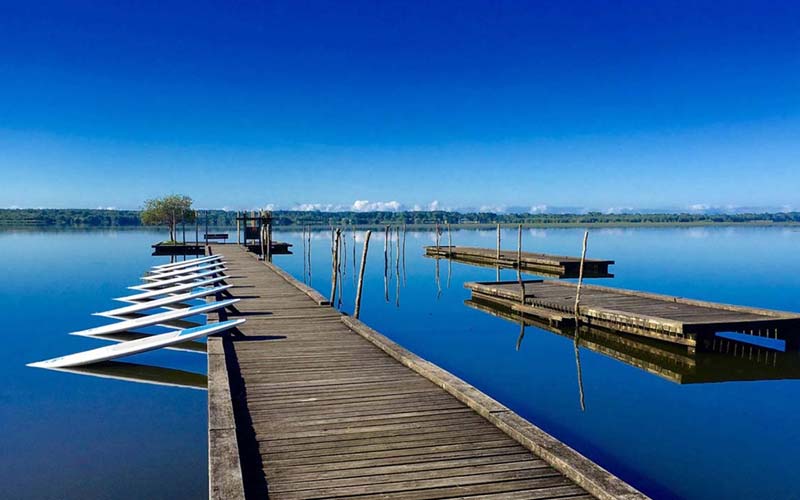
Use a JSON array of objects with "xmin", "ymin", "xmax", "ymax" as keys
[
  {"xmin": 467, "ymin": 296, "xmax": 800, "ymax": 386},
  {"xmin": 48, "ymin": 360, "xmax": 207, "ymax": 390}
]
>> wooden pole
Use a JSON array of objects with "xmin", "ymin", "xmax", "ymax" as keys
[
  {"xmin": 303, "ymin": 225, "xmax": 307, "ymax": 283},
  {"xmin": 337, "ymin": 229, "xmax": 344, "ymax": 308},
  {"xmin": 517, "ymin": 224, "xmax": 524, "ymax": 302},
  {"xmin": 384, "ymin": 226, "xmax": 389, "ymax": 302},
  {"xmin": 236, "ymin": 212, "xmax": 240, "ymax": 245},
  {"xmin": 195, "ymin": 210, "xmax": 199, "ymax": 246},
  {"xmin": 496, "ymin": 223, "xmax": 501, "ymax": 281},
  {"xmin": 572, "ymin": 230, "xmax": 589, "ymax": 412},
  {"xmin": 402, "ymin": 223, "xmax": 407, "ymax": 286},
  {"xmin": 395, "ymin": 225, "xmax": 401, "ymax": 306},
  {"xmin": 259, "ymin": 224, "xmax": 265, "ymax": 260},
  {"xmin": 329, "ymin": 228, "xmax": 341, "ymax": 304},
  {"xmin": 496, "ymin": 223, "xmax": 501, "ymax": 260},
  {"xmin": 352, "ymin": 224, "xmax": 357, "ymax": 286},
  {"xmin": 354, "ymin": 230, "xmax": 372, "ymax": 319},
  {"xmin": 446, "ymin": 221, "xmax": 452, "ymax": 288},
  {"xmin": 307, "ymin": 226, "xmax": 312, "ymax": 284},
  {"xmin": 573, "ymin": 230, "xmax": 589, "ymax": 318}
]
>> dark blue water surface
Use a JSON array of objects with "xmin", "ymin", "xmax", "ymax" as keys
[{"xmin": 6, "ymin": 226, "xmax": 800, "ymax": 499}]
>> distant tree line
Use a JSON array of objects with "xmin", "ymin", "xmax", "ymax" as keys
[{"xmin": 2, "ymin": 208, "xmax": 800, "ymax": 228}]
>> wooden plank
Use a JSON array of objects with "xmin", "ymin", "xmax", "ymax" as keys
[{"xmin": 206, "ymin": 245, "xmax": 646, "ymax": 500}]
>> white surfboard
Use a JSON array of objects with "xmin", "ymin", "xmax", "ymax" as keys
[
  {"xmin": 28, "ymin": 319, "xmax": 245, "ymax": 369},
  {"xmin": 152, "ymin": 255, "xmax": 222, "ymax": 271},
  {"xmin": 70, "ymin": 298, "xmax": 239, "ymax": 337},
  {"xmin": 128, "ymin": 269, "xmax": 226, "ymax": 291},
  {"xmin": 115, "ymin": 276, "xmax": 228, "ymax": 303},
  {"xmin": 144, "ymin": 262, "xmax": 227, "ymax": 281},
  {"xmin": 94, "ymin": 285, "xmax": 232, "ymax": 318}
]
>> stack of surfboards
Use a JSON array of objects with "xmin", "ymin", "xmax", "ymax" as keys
[{"xmin": 28, "ymin": 254, "xmax": 244, "ymax": 370}]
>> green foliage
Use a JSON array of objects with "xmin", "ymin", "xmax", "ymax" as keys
[
  {"xmin": 140, "ymin": 195, "xmax": 195, "ymax": 240},
  {"xmin": 2, "ymin": 208, "xmax": 800, "ymax": 228}
]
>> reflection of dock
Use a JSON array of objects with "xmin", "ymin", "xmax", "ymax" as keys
[
  {"xmin": 466, "ymin": 295, "xmax": 800, "ymax": 384},
  {"xmin": 466, "ymin": 280, "xmax": 800, "ymax": 352},
  {"xmin": 51, "ymin": 361, "xmax": 207, "ymax": 390},
  {"xmin": 425, "ymin": 246, "xmax": 613, "ymax": 278}
]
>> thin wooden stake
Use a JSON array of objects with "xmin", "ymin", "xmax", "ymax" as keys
[
  {"xmin": 329, "ymin": 228, "xmax": 340, "ymax": 304},
  {"xmin": 517, "ymin": 224, "xmax": 524, "ymax": 302},
  {"xmin": 496, "ymin": 223, "xmax": 501, "ymax": 281},
  {"xmin": 573, "ymin": 230, "xmax": 589, "ymax": 318},
  {"xmin": 354, "ymin": 230, "xmax": 372, "ymax": 319}
]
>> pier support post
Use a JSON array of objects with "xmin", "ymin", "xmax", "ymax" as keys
[{"xmin": 354, "ymin": 230, "xmax": 372, "ymax": 318}]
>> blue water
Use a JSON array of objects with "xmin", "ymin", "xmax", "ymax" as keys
[
  {"xmin": 6, "ymin": 226, "xmax": 800, "ymax": 499},
  {"xmin": 1, "ymin": 229, "xmax": 207, "ymax": 500},
  {"xmin": 278, "ymin": 226, "xmax": 800, "ymax": 500}
]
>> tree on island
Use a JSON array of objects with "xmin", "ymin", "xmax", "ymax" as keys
[{"xmin": 140, "ymin": 195, "xmax": 196, "ymax": 242}]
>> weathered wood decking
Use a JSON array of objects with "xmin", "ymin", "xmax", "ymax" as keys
[
  {"xmin": 467, "ymin": 280, "xmax": 800, "ymax": 351},
  {"xmin": 425, "ymin": 246, "xmax": 614, "ymax": 278},
  {"xmin": 208, "ymin": 245, "xmax": 645, "ymax": 500},
  {"xmin": 466, "ymin": 294, "xmax": 800, "ymax": 385}
]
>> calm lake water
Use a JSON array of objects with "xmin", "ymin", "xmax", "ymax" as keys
[{"xmin": 5, "ymin": 226, "xmax": 800, "ymax": 499}]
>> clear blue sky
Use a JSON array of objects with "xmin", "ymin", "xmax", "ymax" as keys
[{"xmin": 1, "ymin": 1, "xmax": 799, "ymax": 212}]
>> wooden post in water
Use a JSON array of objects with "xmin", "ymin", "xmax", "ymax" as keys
[
  {"xmin": 195, "ymin": 210, "xmax": 199, "ymax": 247},
  {"xmin": 354, "ymin": 230, "xmax": 372, "ymax": 319},
  {"xmin": 236, "ymin": 211, "xmax": 240, "ymax": 245},
  {"xmin": 402, "ymin": 223, "xmax": 407, "ymax": 286},
  {"xmin": 302, "ymin": 225, "xmax": 307, "ymax": 283},
  {"xmin": 517, "ymin": 224, "xmax": 524, "ymax": 301},
  {"xmin": 446, "ymin": 221, "xmax": 452, "ymax": 288},
  {"xmin": 573, "ymin": 230, "xmax": 589, "ymax": 318},
  {"xmin": 384, "ymin": 226, "xmax": 389, "ymax": 302},
  {"xmin": 496, "ymin": 223, "xmax": 501, "ymax": 281},
  {"xmin": 261, "ymin": 225, "xmax": 267, "ymax": 260},
  {"xmin": 329, "ymin": 228, "xmax": 341, "ymax": 304},
  {"xmin": 307, "ymin": 226, "xmax": 312, "ymax": 284}
]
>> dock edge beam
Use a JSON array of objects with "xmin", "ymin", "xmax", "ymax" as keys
[
  {"xmin": 341, "ymin": 315, "xmax": 649, "ymax": 500},
  {"xmin": 208, "ymin": 337, "xmax": 246, "ymax": 500}
]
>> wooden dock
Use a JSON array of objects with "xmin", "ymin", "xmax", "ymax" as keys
[
  {"xmin": 207, "ymin": 245, "xmax": 646, "ymax": 500},
  {"xmin": 466, "ymin": 294, "xmax": 800, "ymax": 385},
  {"xmin": 425, "ymin": 246, "xmax": 614, "ymax": 278},
  {"xmin": 466, "ymin": 280, "xmax": 800, "ymax": 352}
]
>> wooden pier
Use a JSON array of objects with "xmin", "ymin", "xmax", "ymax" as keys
[
  {"xmin": 207, "ymin": 245, "xmax": 646, "ymax": 500},
  {"xmin": 466, "ymin": 280, "xmax": 800, "ymax": 352},
  {"xmin": 466, "ymin": 295, "xmax": 800, "ymax": 385},
  {"xmin": 425, "ymin": 246, "xmax": 614, "ymax": 278}
]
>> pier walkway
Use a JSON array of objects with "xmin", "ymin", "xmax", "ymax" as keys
[{"xmin": 208, "ymin": 245, "xmax": 645, "ymax": 500}]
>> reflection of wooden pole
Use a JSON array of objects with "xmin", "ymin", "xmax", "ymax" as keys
[
  {"xmin": 329, "ymin": 228, "xmax": 341, "ymax": 304},
  {"xmin": 354, "ymin": 230, "xmax": 372, "ymax": 319},
  {"xmin": 573, "ymin": 230, "xmax": 589, "ymax": 318}
]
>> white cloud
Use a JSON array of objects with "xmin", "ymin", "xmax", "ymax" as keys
[
  {"xmin": 351, "ymin": 200, "xmax": 402, "ymax": 212},
  {"xmin": 529, "ymin": 204, "xmax": 548, "ymax": 214},
  {"xmin": 96, "ymin": 206, "xmax": 117, "ymax": 210}
]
